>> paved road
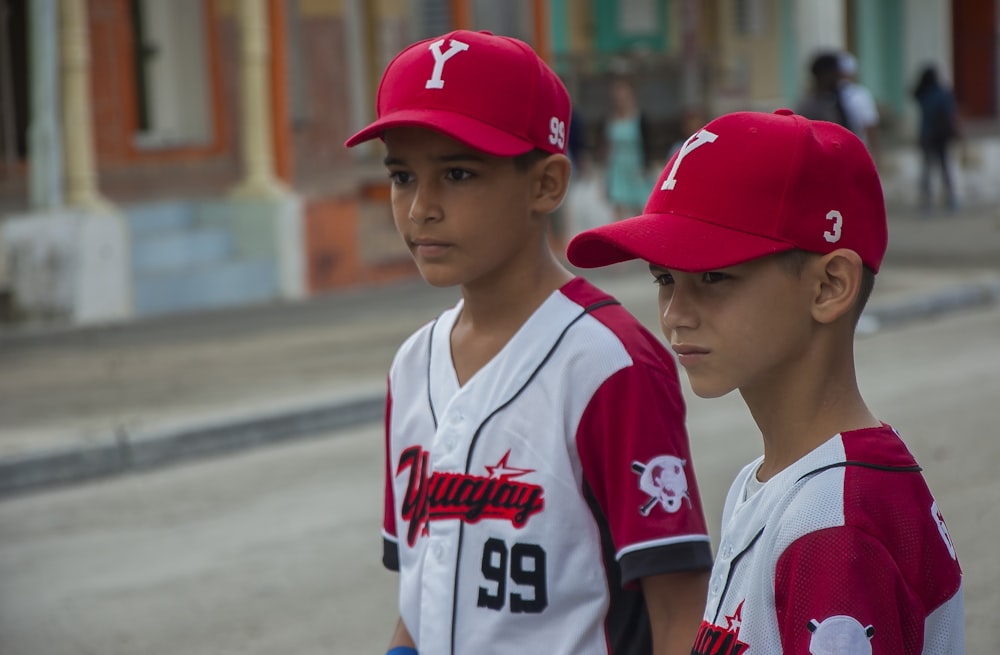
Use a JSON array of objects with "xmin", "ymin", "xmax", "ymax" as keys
[{"xmin": 1, "ymin": 306, "xmax": 998, "ymax": 653}]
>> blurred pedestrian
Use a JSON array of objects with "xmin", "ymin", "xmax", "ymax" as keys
[
  {"xmin": 838, "ymin": 52, "xmax": 880, "ymax": 161},
  {"xmin": 797, "ymin": 51, "xmax": 850, "ymax": 130},
  {"xmin": 601, "ymin": 76, "xmax": 654, "ymax": 222},
  {"xmin": 912, "ymin": 64, "xmax": 961, "ymax": 211}
]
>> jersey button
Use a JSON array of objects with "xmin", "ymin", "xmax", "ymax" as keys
[
  {"xmin": 444, "ymin": 437, "xmax": 457, "ymax": 451},
  {"xmin": 433, "ymin": 544, "xmax": 445, "ymax": 560},
  {"xmin": 710, "ymin": 575, "xmax": 723, "ymax": 596},
  {"xmin": 720, "ymin": 541, "xmax": 734, "ymax": 559}
]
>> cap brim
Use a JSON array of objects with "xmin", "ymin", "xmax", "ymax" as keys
[
  {"xmin": 566, "ymin": 212, "xmax": 796, "ymax": 272},
  {"xmin": 345, "ymin": 109, "xmax": 534, "ymax": 156}
]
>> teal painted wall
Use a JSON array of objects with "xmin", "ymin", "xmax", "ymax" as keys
[
  {"xmin": 551, "ymin": 0, "xmax": 569, "ymax": 56},
  {"xmin": 853, "ymin": 0, "xmax": 906, "ymax": 116},
  {"xmin": 779, "ymin": 0, "xmax": 798, "ymax": 104},
  {"xmin": 591, "ymin": 0, "xmax": 669, "ymax": 55}
]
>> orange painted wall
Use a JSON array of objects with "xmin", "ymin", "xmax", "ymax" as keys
[{"xmin": 304, "ymin": 195, "xmax": 417, "ymax": 293}]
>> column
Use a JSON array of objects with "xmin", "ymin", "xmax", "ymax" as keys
[
  {"xmin": 680, "ymin": 0, "xmax": 702, "ymax": 110},
  {"xmin": 343, "ymin": 0, "xmax": 372, "ymax": 159},
  {"xmin": 793, "ymin": 0, "xmax": 846, "ymax": 58},
  {"xmin": 231, "ymin": 0, "xmax": 287, "ymax": 198},
  {"xmin": 60, "ymin": 0, "xmax": 111, "ymax": 212},
  {"xmin": 28, "ymin": 0, "xmax": 62, "ymax": 209}
]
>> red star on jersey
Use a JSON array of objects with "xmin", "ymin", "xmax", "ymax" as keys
[
  {"xmin": 485, "ymin": 451, "xmax": 535, "ymax": 480},
  {"xmin": 725, "ymin": 600, "xmax": 745, "ymax": 633},
  {"xmin": 692, "ymin": 601, "xmax": 750, "ymax": 655}
]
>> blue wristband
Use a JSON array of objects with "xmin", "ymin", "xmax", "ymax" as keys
[{"xmin": 386, "ymin": 648, "xmax": 417, "ymax": 655}]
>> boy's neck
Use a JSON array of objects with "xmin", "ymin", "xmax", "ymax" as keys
[
  {"xmin": 741, "ymin": 343, "xmax": 881, "ymax": 482},
  {"xmin": 457, "ymin": 247, "xmax": 573, "ymax": 331},
  {"xmin": 450, "ymin": 248, "xmax": 573, "ymax": 387}
]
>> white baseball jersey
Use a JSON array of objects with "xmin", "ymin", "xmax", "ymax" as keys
[
  {"xmin": 383, "ymin": 278, "xmax": 712, "ymax": 655},
  {"xmin": 692, "ymin": 425, "xmax": 964, "ymax": 654}
]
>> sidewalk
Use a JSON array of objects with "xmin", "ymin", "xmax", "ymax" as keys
[{"xmin": 1, "ymin": 205, "xmax": 998, "ymax": 496}]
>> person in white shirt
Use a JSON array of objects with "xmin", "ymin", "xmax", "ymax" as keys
[{"xmin": 839, "ymin": 52, "xmax": 881, "ymax": 163}]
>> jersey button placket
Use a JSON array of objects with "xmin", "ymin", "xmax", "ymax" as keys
[{"xmin": 444, "ymin": 409, "xmax": 465, "ymax": 453}]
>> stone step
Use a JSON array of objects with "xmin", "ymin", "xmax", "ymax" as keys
[{"xmin": 133, "ymin": 260, "xmax": 279, "ymax": 316}]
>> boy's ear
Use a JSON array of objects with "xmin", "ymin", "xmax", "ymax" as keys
[
  {"xmin": 810, "ymin": 249, "xmax": 864, "ymax": 325},
  {"xmin": 530, "ymin": 154, "xmax": 572, "ymax": 214}
]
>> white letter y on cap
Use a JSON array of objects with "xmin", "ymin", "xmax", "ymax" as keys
[
  {"xmin": 425, "ymin": 38, "xmax": 470, "ymax": 89},
  {"xmin": 661, "ymin": 129, "xmax": 719, "ymax": 190}
]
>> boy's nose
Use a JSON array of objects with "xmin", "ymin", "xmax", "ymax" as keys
[
  {"xmin": 408, "ymin": 185, "xmax": 443, "ymax": 224},
  {"xmin": 660, "ymin": 289, "xmax": 698, "ymax": 332}
]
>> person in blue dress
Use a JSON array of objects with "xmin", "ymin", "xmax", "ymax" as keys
[{"xmin": 602, "ymin": 77, "xmax": 653, "ymax": 222}]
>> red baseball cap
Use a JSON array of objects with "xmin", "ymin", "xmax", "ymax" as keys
[
  {"xmin": 344, "ymin": 30, "xmax": 571, "ymax": 157},
  {"xmin": 567, "ymin": 110, "xmax": 888, "ymax": 273}
]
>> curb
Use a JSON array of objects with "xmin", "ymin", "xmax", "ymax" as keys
[
  {"xmin": 865, "ymin": 277, "xmax": 1000, "ymax": 328},
  {"xmin": 2, "ymin": 277, "xmax": 998, "ymax": 498},
  {"xmin": 0, "ymin": 395, "xmax": 384, "ymax": 497}
]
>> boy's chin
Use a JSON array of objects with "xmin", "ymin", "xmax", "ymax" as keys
[
  {"xmin": 418, "ymin": 273, "xmax": 462, "ymax": 289},
  {"xmin": 686, "ymin": 378, "xmax": 737, "ymax": 400},
  {"xmin": 413, "ymin": 264, "xmax": 461, "ymax": 288}
]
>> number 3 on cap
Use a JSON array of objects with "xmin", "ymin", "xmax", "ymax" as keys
[
  {"xmin": 549, "ymin": 117, "xmax": 565, "ymax": 150},
  {"xmin": 824, "ymin": 210, "xmax": 843, "ymax": 243}
]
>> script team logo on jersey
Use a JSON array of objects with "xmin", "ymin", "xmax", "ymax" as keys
[
  {"xmin": 396, "ymin": 447, "xmax": 544, "ymax": 545},
  {"xmin": 806, "ymin": 615, "xmax": 875, "ymax": 654},
  {"xmin": 692, "ymin": 600, "xmax": 749, "ymax": 654},
  {"xmin": 631, "ymin": 455, "xmax": 691, "ymax": 515}
]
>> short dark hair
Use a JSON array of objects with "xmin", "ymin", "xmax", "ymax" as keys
[
  {"xmin": 810, "ymin": 52, "xmax": 842, "ymax": 79},
  {"xmin": 773, "ymin": 249, "xmax": 876, "ymax": 325},
  {"xmin": 512, "ymin": 148, "xmax": 550, "ymax": 171}
]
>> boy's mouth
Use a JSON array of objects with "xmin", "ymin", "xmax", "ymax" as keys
[
  {"xmin": 410, "ymin": 237, "xmax": 453, "ymax": 257},
  {"xmin": 671, "ymin": 344, "xmax": 709, "ymax": 365}
]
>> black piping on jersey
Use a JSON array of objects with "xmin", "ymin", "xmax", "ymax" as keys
[
  {"xmin": 711, "ymin": 526, "xmax": 765, "ymax": 626},
  {"xmin": 796, "ymin": 460, "xmax": 923, "ymax": 484},
  {"xmin": 430, "ymin": 297, "xmax": 621, "ymax": 655},
  {"xmin": 582, "ymin": 480, "xmax": 652, "ymax": 655},
  {"xmin": 426, "ymin": 317, "xmax": 439, "ymax": 429}
]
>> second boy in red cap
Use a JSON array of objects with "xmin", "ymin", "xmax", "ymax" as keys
[
  {"xmin": 347, "ymin": 30, "xmax": 713, "ymax": 655},
  {"xmin": 568, "ymin": 109, "xmax": 965, "ymax": 653}
]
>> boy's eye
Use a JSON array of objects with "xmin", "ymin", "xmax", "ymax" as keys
[
  {"xmin": 446, "ymin": 168, "xmax": 473, "ymax": 182},
  {"xmin": 388, "ymin": 170, "xmax": 411, "ymax": 184},
  {"xmin": 652, "ymin": 272, "xmax": 674, "ymax": 287},
  {"xmin": 702, "ymin": 271, "xmax": 730, "ymax": 284}
]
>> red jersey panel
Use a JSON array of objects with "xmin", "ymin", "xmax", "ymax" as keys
[{"xmin": 693, "ymin": 425, "xmax": 964, "ymax": 654}]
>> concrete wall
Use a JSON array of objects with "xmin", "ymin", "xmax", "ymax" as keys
[{"xmin": 1, "ymin": 210, "xmax": 131, "ymax": 324}]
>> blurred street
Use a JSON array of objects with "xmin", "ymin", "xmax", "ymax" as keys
[
  {"xmin": 1, "ymin": 304, "xmax": 999, "ymax": 653},
  {"xmin": 1, "ymin": 205, "xmax": 999, "ymax": 477}
]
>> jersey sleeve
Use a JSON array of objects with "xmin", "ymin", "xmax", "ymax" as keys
[
  {"xmin": 774, "ymin": 527, "xmax": 925, "ymax": 654},
  {"xmin": 382, "ymin": 382, "xmax": 399, "ymax": 571},
  {"xmin": 576, "ymin": 357, "xmax": 712, "ymax": 586}
]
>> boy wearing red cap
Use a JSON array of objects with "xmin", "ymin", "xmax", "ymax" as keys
[
  {"xmin": 567, "ymin": 110, "xmax": 965, "ymax": 653},
  {"xmin": 346, "ymin": 30, "xmax": 713, "ymax": 655}
]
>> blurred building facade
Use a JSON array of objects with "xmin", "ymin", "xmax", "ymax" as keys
[{"xmin": 0, "ymin": 0, "xmax": 996, "ymax": 325}]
